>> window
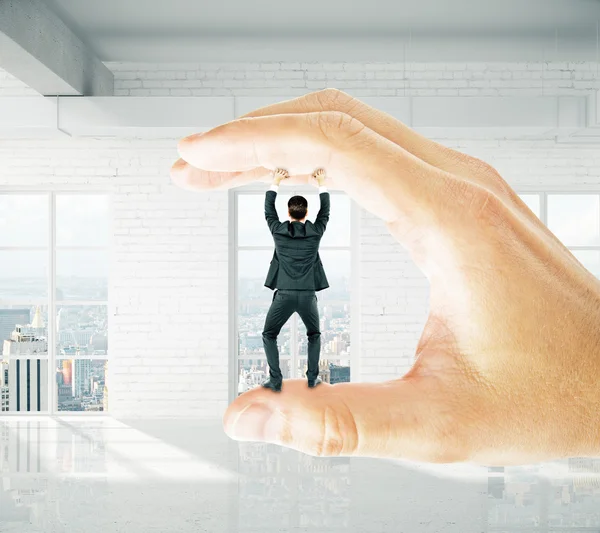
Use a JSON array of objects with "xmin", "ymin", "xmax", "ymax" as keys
[
  {"xmin": 233, "ymin": 188, "xmax": 355, "ymax": 397},
  {"xmin": 518, "ymin": 193, "xmax": 600, "ymax": 278},
  {"xmin": 0, "ymin": 193, "xmax": 110, "ymax": 413}
]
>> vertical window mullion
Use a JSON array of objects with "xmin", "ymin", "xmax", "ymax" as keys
[
  {"xmin": 230, "ymin": 190, "xmax": 238, "ymax": 404},
  {"xmin": 350, "ymin": 199, "xmax": 360, "ymax": 383},
  {"xmin": 540, "ymin": 192, "xmax": 548, "ymax": 227},
  {"xmin": 48, "ymin": 193, "xmax": 56, "ymax": 414}
]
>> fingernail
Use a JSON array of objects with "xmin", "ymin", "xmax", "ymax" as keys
[{"xmin": 230, "ymin": 403, "xmax": 274, "ymax": 441}]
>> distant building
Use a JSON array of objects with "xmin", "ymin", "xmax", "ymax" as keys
[
  {"xmin": 238, "ymin": 374, "xmax": 248, "ymax": 394},
  {"xmin": 56, "ymin": 366, "xmax": 73, "ymax": 408},
  {"xmin": 1, "ymin": 362, "xmax": 8, "ymax": 412},
  {"xmin": 7, "ymin": 359, "xmax": 49, "ymax": 412},
  {"xmin": 3, "ymin": 306, "xmax": 47, "ymax": 356},
  {"xmin": 60, "ymin": 359, "xmax": 73, "ymax": 386},
  {"xmin": 57, "ymin": 307, "xmax": 101, "ymax": 351},
  {"xmin": 90, "ymin": 331, "xmax": 108, "ymax": 354},
  {"xmin": 245, "ymin": 334, "xmax": 262, "ymax": 351},
  {"xmin": 0, "ymin": 308, "xmax": 31, "ymax": 345},
  {"xmin": 57, "ymin": 329, "xmax": 96, "ymax": 349},
  {"xmin": 569, "ymin": 458, "xmax": 600, "ymax": 473},
  {"xmin": 102, "ymin": 361, "xmax": 108, "ymax": 412},
  {"xmin": 73, "ymin": 359, "xmax": 92, "ymax": 397},
  {"xmin": 301, "ymin": 359, "xmax": 332, "ymax": 383},
  {"xmin": 329, "ymin": 364, "xmax": 350, "ymax": 384},
  {"xmin": 2, "ymin": 307, "xmax": 49, "ymax": 412}
]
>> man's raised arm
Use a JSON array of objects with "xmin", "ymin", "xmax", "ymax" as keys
[
  {"xmin": 313, "ymin": 168, "xmax": 330, "ymax": 235},
  {"xmin": 265, "ymin": 168, "xmax": 289, "ymax": 234}
]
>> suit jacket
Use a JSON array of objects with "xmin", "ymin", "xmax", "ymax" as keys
[{"xmin": 263, "ymin": 189, "xmax": 330, "ymax": 291}]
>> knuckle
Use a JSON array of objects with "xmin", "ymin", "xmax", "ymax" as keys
[
  {"xmin": 472, "ymin": 157, "xmax": 502, "ymax": 183},
  {"xmin": 446, "ymin": 149, "xmax": 514, "ymax": 199},
  {"xmin": 449, "ymin": 179, "xmax": 507, "ymax": 224},
  {"xmin": 312, "ymin": 405, "xmax": 347, "ymax": 457},
  {"xmin": 273, "ymin": 403, "xmax": 352, "ymax": 458},
  {"xmin": 449, "ymin": 150, "xmax": 498, "ymax": 180},
  {"xmin": 473, "ymin": 189, "xmax": 504, "ymax": 221},
  {"xmin": 315, "ymin": 110, "xmax": 346, "ymax": 131},
  {"xmin": 474, "ymin": 160, "xmax": 513, "ymax": 197},
  {"xmin": 311, "ymin": 88, "xmax": 354, "ymax": 110},
  {"xmin": 309, "ymin": 404, "xmax": 355, "ymax": 458},
  {"xmin": 312, "ymin": 111, "xmax": 367, "ymax": 146},
  {"xmin": 461, "ymin": 153, "xmax": 498, "ymax": 178}
]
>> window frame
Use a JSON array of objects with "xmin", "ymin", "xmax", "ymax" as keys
[
  {"xmin": 519, "ymin": 190, "xmax": 600, "ymax": 257},
  {"xmin": 230, "ymin": 186, "xmax": 360, "ymax": 402},
  {"xmin": 0, "ymin": 190, "xmax": 110, "ymax": 416}
]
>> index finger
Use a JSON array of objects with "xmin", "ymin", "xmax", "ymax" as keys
[
  {"xmin": 177, "ymin": 110, "xmax": 460, "ymax": 225},
  {"xmin": 235, "ymin": 90, "xmax": 553, "ymax": 235},
  {"xmin": 239, "ymin": 89, "xmax": 504, "ymax": 191}
]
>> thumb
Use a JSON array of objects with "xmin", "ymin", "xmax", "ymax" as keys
[{"xmin": 223, "ymin": 377, "xmax": 463, "ymax": 463}]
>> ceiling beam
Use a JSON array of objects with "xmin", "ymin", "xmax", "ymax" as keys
[
  {"xmin": 0, "ymin": 0, "xmax": 113, "ymax": 96},
  {"xmin": 98, "ymin": 34, "xmax": 599, "ymax": 63}
]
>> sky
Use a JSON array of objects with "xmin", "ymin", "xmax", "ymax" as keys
[
  {"xmin": 0, "ymin": 194, "xmax": 109, "ymax": 279},
  {"xmin": 0, "ymin": 194, "xmax": 110, "ymax": 248}
]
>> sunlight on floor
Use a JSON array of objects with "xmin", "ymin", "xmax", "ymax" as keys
[{"xmin": 1, "ymin": 416, "xmax": 238, "ymax": 482}]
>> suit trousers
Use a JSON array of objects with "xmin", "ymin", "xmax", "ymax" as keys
[{"xmin": 262, "ymin": 289, "xmax": 321, "ymax": 383}]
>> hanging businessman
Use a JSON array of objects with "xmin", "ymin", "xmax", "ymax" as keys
[{"xmin": 261, "ymin": 167, "xmax": 330, "ymax": 392}]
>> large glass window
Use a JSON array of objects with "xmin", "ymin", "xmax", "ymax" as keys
[
  {"xmin": 0, "ymin": 193, "xmax": 109, "ymax": 413},
  {"xmin": 235, "ymin": 189, "xmax": 354, "ymax": 396},
  {"xmin": 518, "ymin": 193, "xmax": 600, "ymax": 278},
  {"xmin": 547, "ymin": 195, "xmax": 600, "ymax": 247}
]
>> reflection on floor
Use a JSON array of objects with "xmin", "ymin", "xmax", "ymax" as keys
[{"xmin": 0, "ymin": 417, "xmax": 599, "ymax": 532}]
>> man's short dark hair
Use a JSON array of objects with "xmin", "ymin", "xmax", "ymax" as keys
[{"xmin": 288, "ymin": 195, "xmax": 308, "ymax": 220}]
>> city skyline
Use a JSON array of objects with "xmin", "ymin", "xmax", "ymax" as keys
[
  {"xmin": 0, "ymin": 291, "xmax": 108, "ymax": 412},
  {"xmin": 236, "ymin": 268, "xmax": 352, "ymax": 394}
]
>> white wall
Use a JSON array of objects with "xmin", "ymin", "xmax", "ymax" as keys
[
  {"xmin": 1, "ymin": 61, "xmax": 599, "ymax": 415},
  {"xmin": 108, "ymin": 61, "xmax": 600, "ymax": 97}
]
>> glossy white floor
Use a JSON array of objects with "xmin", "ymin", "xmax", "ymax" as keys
[{"xmin": 1, "ymin": 418, "xmax": 599, "ymax": 532}]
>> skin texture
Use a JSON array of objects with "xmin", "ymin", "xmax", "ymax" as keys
[{"xmin": 171, "ymin": 88, "xmax": 600, "ymax": 466}]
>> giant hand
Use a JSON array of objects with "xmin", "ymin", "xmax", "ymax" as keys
[{"xmin": 172, "ymin": 89, "xmax": 600, "ymax": 465}]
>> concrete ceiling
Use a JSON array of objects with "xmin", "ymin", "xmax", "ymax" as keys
[{"xmin": 40, "ymin": 0, "xmax": 600, "ymax": 62}]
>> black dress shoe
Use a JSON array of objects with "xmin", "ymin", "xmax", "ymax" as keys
[
  {"xmin": 307, "ymin": 377, "xmax": 322, "ymax": 388},
  {"xmin": 262, "ymin": 378, "xmax": 282, "ymax": 392}
]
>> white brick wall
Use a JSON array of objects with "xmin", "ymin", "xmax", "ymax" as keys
[
  {"xmin": 107, "ymin": 61, "xmax": 600, "ymax": 97},
  {"xmin": 1, "ymin": 62, "xmax": 600, "ymax": 413},
  {"xmin": 0, "ymin": 137, "xmax": 229, "ymax": 418}
]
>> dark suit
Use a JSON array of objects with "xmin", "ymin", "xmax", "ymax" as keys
[{"xmin": 262, "ymin": 187, "xmax": 330, "ymax": 383}]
